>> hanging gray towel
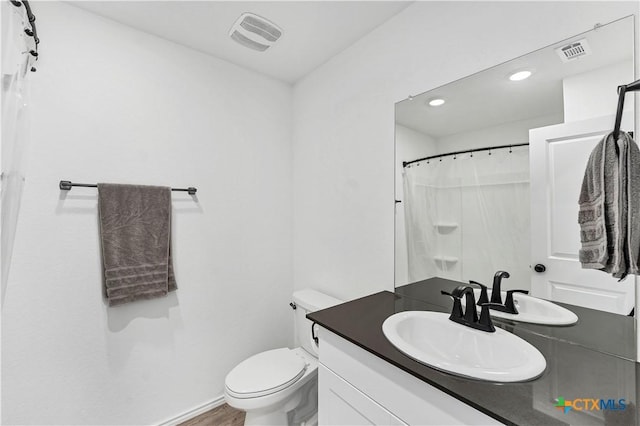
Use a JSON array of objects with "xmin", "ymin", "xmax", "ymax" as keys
[
  {"xmin": 578, "ymin": 131, "xmax": 640, "ymax": 278},
  {"xmin": 98, "ymin": 183, "xmax": 177, "ymax": 306}
]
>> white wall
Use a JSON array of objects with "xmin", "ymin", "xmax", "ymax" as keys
[
  {"xmin": 395, "ymin": 125, "xmax": 437, "ymax": 174},
  {"xmin": 397, "ymin": 116, "xmax": 557, "ymax": 289},
  {"xmin": 435, "ymin": 113, "xmax": 563, "ymax": 153},
  {"xmin": 5, "ymin": 3, "xmax": 640, "ymax": 423},
  {"xmin": 292, "ymin": 1, "xmax": 640, "ymax": 302},
  {"xmin": 394, "ymin": 125, "xmax": 437, "ymax": 285},
  {"xmin": 563, "ymin": 59, "xmax": 635, "ymax": 122},
  {"xmin": 2, "ymin": 3, "xmax": 293, "ymax": 425}
]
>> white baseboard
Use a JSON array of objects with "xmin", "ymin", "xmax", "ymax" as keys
[{"xmin": 157, "ymin": 395, "xmax": 226, "ymax": 426}]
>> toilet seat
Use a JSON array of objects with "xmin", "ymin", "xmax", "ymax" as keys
[{"xmin": 225, "ymin": 348, "xmax": 307, "ymax": 399}]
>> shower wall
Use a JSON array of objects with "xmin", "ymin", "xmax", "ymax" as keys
[
  {"xmin": 394, "ymin": 114, "xmax": 562, "ymax": 288},
  {"xmin": 402, "ymin": 146, "xmax": 531, "ymax": 289}
]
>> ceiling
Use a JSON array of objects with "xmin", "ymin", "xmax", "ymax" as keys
[
  {"xmin": 70, "ymin": 1, "xmax": 411, "ymax": 84},
  {"xmin": 395, "ymin": 17, "xmax": 634, "ymax": 138}
]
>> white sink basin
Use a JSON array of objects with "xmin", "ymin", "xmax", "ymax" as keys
[
  {"xmin": 382, "ymin": 311, "xmax": 546, "ymax": 382},
  {"xmin": 464, "ymin": 290, "xmax": 578, "ymax": 326}
]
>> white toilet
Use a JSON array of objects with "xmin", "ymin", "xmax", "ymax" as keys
[{"xmin": 224, "ymin": 289, "xmax": 342, "ymax": 426}]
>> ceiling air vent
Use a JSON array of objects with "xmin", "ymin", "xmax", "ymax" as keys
[
  {"xmin": 555, "ymin": 39, "xmax": 591, "ymax": 62},
  {"xmin": 229, "ymin": 13, "xmax": 282, "ymax": 52}
]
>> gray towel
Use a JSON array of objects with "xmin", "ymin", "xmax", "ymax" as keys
[
  {"xmin": 625, "ymin": 134, "xmax": 640, "ymax": 275},
  {"xmin": 98, "ymin": 183, "xmax": 177, "ymax": 306},
  {"xmin": 578, "ymin": 131, "xmax": 640, "ymax": 278}
]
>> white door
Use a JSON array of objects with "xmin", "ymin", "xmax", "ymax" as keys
[{"xmin": 530, "ymin": 115, "xmax": 635, "ymax": 315}]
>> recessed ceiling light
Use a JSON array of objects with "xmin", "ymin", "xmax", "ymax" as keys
[
  {"xmin": 509, "ymin": 70, "xmax": 532, "ymax": 81},
  {"xmin": 428, "ymin": 98, "xmax": 445, "ymax": 107}
]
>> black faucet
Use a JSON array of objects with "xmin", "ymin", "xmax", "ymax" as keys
[
  {"xmin": 490, "ymin": 271, "xmax": 510, "ymax": 304},
  {"xmin": 502, "ymin": 290, "xmax": 529, "ymax": 314},
  {"xmin": 468, "ymin": 280, "xmax": 489, "ymax": 305},
  {"xmin": 441, "ymin": 285, "xmax": 495, "ymax": 332},
  {"xmin": 483, "ymin": 271, "xmax": 529, "ymax": 314}
]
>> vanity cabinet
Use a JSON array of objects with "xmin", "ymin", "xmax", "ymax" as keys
[
  {"xmin": 319, "ymin": 365, "xmax": 405, "ymax": 425},
  {"xmin": 317, "ymin": 327, "xmax": 502, "ymax": 425}
]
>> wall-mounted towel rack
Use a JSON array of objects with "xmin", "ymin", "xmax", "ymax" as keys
[
  {"xmin": 613, "ymin": 79, "xmax": 640, "ymax": 140},
  {"xmin": 59, "ymin": 180, "xmax": 197, "ymax": 195}
]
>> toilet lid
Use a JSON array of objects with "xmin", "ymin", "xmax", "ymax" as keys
[{"xmin": 225, "ymin": 348, "xmax": 307, "ymax": 398}]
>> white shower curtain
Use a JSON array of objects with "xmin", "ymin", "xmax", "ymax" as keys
[
  {"xmin": 403, "ymin": 145, "xmax": 531, "ymax": 290},
  {"xmin": 1, "ymin": 0, "xmax": 36, "ymax": 293}
]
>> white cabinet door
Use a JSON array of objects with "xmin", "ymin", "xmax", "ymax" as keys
[
  {"xmin": 318, "ymin": 328, "xmax": 502, "ymax": 425},
  {"xmin": 319, "ymin": 364, "xmax": 406, "ymax": 426},
  {"xmin": 529, "ymin": 115, "xmax": 635, "ymax": 315}
]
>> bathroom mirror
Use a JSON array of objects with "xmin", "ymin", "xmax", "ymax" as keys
[{"xmin": 394, "ymin": 17, "xmax": 637, "ymax": 357}]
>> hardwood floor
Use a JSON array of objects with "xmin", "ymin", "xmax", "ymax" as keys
[{"xmin": 178, "ymin": 404, "xmax": 245, "ymax": 426}]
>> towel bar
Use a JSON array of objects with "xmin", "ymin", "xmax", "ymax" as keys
[{"xmin": 59, "ymin": 180, "xmax": 197, "ymax": 195}]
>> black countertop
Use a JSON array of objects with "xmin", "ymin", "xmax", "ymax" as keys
[
  {"xmin": 308, "ymin": 288, "xmax": 639, "ymax": 425},
  {"xmin": 396, "ymin": 278, "xmax": 637, "ymax": 361}
]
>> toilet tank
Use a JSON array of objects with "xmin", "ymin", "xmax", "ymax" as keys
[{"xmin": 292, "ymin": 289, "xmax": 343, "ymax": 357}]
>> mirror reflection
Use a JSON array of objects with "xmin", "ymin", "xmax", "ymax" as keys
[{"xmin": 394, "ymin": 17, "xmax": 636, "ymax": 318}]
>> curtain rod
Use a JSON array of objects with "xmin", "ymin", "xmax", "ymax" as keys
[
  {"xmin": 402, "ymin": 143, "xmax": 529, "ymax": 168},
  {"xmin": 59, "ymin": 181, "xmax": 197, "ymax": 195},
  {"xmin": 11, "ymin": 0, "xmax": 39, "ymax": 72}
]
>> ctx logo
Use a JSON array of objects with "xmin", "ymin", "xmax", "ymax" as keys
[{"xmin": 554, "ymin": 397, "xmax": 627, "ymax": 413}]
